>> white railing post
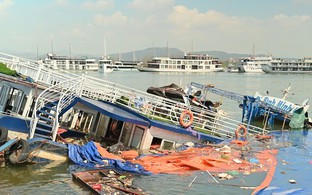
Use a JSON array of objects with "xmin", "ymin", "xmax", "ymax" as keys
[{"xmin": 34, "ymin": 63, "xmax": 43, "ymax": 82}]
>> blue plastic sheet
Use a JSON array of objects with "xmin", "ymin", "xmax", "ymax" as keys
[{"xmin": 68, "ymin": 141, "xmax": 151, "ymax": 175}]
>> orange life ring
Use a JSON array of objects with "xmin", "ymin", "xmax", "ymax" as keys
[
  {"xmin": 235, "ymin": 125, "xmax": 247, "ymax": 139},
  {"xmin": 179, "ymin": 109, "xmax": 194, "ymax": 128}
]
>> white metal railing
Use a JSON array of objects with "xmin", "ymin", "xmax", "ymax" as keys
[
  {"xmin": 1, "ymin": 52, "xmax": 269, "ymax": 140},
  {"xmin": 29, "ymin": 76, "xmax": 84, "ymax": 141}
]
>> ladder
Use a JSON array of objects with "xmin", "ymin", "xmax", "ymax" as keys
[{"xmin": 29, "ymin": 77, "xmax": 84, "ymax": 141}]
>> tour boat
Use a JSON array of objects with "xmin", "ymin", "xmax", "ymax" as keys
[
  {"xmin": 41, "ymin": 53, "xmax": 99, "ymax": 71},
  {"xmin": 98, "ymin": 56, "xmax": 114, "ymax": 73},
  {"xmin": 261, "ymin": 57, "xmax": 312, "ymax": 73},
  {"xmin": 137, "ymin": 53, "xmax": 223, "ymax": 72},
  {"xmin": 237, "ymin": 56, "xmax": 271, "ymax": 73}
]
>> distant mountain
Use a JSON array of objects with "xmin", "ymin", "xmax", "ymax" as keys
[
  {"xmin": 109, "ymin": 47, "xmax": 266, "ymax": 61},
  {"xmin": 2, "ymin": 47, "xmax": 266, "ymax": 61},
  {"xmin": 108, "ymin": 47, "xmax": 184, "ymax": 61}
]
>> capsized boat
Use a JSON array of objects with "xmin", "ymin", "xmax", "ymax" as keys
[
  {"xmin": 242, "ymin": 84, "xmax": 311, "ymax": 129},
  {"xmin": 181, "ymin": 82, "xmax": 311, "ymax": 130}
]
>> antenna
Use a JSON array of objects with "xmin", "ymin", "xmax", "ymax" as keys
[
  {"xmin": 118, "ymin": 51, "xmax": 122, "ymax": 61},
  {"xmin": 51, "ymin": 38, "xmax": 54, "ymax": 54},
  {"xmin": 132, "ymin": 51, "xmax": 136, "ymax": 61},
  {"xmin": 104, "ymin": 37, "xmax": 107, "ymax": 59}
]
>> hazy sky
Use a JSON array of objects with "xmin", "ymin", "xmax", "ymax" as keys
[{"xmin": 1, "ymin": 0, "xmax": 312, "ymax": 58}]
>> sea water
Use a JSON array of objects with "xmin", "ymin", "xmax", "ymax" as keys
[{"xmin": 1, "ymin": 71, "xmax": 312, "ymax": 194}]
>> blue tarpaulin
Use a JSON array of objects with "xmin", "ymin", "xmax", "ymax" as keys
[{"xmin": 67, "ymin": 141, "xmax": 151, "ymax": 175}]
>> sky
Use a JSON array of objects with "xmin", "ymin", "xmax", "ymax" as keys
[{"xmin": 1, "ymin": 0, "xmax": 312, "ymax": 58}]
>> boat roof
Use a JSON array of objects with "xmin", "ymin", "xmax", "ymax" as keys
[{"xmin": 78, "ymin": 97, "xmax": 150, "ymax": 127}]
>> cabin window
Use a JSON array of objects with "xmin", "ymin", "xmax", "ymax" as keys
[
  {"xmin": 27, "ymin": 98, "xmax": 36, "ymax": 117},
  {"xmin": 18, "ymin": 94, "xmax": 27, "ymax": 115},
  {"xmin": 105, "ymin": 119, "xmax": 123, "ymax": 141},
  {"xmin": 148, "ymin": 64, "xmax": 159, "ymax": 69},
  {"xmin": 120, "ymin": 122, "xmax": 133, "ymax": 146},
  {"xmin": 130, "ymin": 126, "xmax": 144, "ymax": 149},
  {"xmin": 4, "ymin": 87, "xmax": 23, "ymax": 113},
  {"xmin": 74, "ymin": 110, "xmax": 95, "ymax": 133},
  {"xmin": 150, "ymin": 137, "xmax": 162, "ymax": 150},
  {"xmin": 0, "ymin": 84, "xmax": 10, "ymax": 110},
  {"xmin": 161, "ymin": 140, "xmax": 175, "ymax": 150}
]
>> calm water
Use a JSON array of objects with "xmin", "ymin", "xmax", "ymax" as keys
[{"xmin": 1, "ymin": 71, "xmax": 312, "ymax": 194}]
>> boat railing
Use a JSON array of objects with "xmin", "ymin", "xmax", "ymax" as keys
[
  {"xmin": 29, "ymin": 76, "xmax": 83, "ymax": 141},
  {"xmin": 0, "ymin": 52, "xmax": 79, "ymax": 88},
  {"xmin": 1, "ymin": 52, "xmax": 269, "ymax": 139},
  {"xmin": 83, "ymin": 76, "xmax": 268, "ymax": 138}
]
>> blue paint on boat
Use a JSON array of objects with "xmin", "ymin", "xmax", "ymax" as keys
[
  {"xmin": 0, "ymin": 116, "xmax": 30, "ymax": 133},
  {"xmin": 0, "ymin": 138, "xmax": 18, "ymax": 152}
]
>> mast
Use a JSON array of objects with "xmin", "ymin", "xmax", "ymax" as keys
[
  {"xmin": 132, "ymin": 51, "xmax": 136, "ymax": 61},
  {"xmin": 103, "ymin": 37, "xmax": 107, "ymax": 59},
  {"xmin": 51, "ymin": 38, "xmax": 54, "ymax": 54}
]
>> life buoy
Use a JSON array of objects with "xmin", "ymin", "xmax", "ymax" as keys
[
  {"xmin": 9, "ymin": 139, "xmax": 30, "ymax": 164},
  {"xmin": 235, "ymin": 125, "xmax": 247, "ymax": 139},
  {"xmin": 0, "ymin": 127, "xmax": 8, "ymax": 144},
  {"xmin": 179, "ymin": 110, "xmax": 194, "ymax": 128}
]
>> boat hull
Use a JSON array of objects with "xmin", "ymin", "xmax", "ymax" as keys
[
  {"xmin": 262, "ymin": 64, "xmax": 312, "ymax": 73},
  {"xmin": 137, "ymin": 67, "xmax": 224, "ymax": 72}
]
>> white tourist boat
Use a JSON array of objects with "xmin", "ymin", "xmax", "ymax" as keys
[
  {"xmin": 237, "ymin": 56, "xmax": 271, "ymax": 73},
  {"xmin": 109, "ymin": 60, "xmax": 142, "ymax": 71},
  {"xmin": 137, "ymin": 53, "xmax": 223, "ymax": 72},
  {"xmin": 41, "ymin": 53, "xmax": 99, "ymax": 71},
  {"xmin": 98, "ymin": 56, "xmax": 114, "ymax": 73},
  {"xmin": 261, "ymin": 57, "xmax": 312, "ymax": 73}
]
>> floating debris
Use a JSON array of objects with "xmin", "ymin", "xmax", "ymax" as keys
[
  {"xmin": 72, "ymin": 169, "xmax": 146, "ymax": 194},
  {"xmin": 289, "ymin": 179, "xmax": 297, "ymax": 184}
]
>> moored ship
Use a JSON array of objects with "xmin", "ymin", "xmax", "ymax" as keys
[
  {"xmin": 237, "ymin": 56, "xmax": 271, "ymax": 73},
  {"xmin": 261, "ymin": 57, "xmax": 312, "ymax": 73},
  {"xmin": 137, "ymin": 53, "xmax": 223, "ymax": 72},
  {"xmin": 41, "ymin": 53, "xmax": 99, "ymax": 71}
]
